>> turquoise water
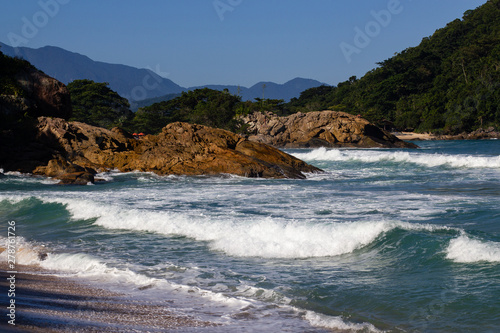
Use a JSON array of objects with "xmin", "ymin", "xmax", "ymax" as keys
[{"xmin": 1, "ymin": 140, "xmax": 499, "ymax": 332}]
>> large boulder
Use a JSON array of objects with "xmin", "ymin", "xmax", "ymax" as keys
[
  {"xmin": 1, "ymin": 57, "xmax": 73, "ymax": 176},
  {"xmin": 30, "ymin": 117, "xmax": 321, "ymax": 180},
  {"xmin": 33, "ymin": 157, "xmax": 95, "ymax": 185},
  {"xmin": 242, "ymin": 111, "xmax": 418, "ymax": 148}
]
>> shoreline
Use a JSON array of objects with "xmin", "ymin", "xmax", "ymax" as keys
[
  {"xmin": 393, "ymin": 130, "xmax": 500, "ymax": 141},
  {"xmin": 393, "ymin": 132, "xmax": 438, "ymax": 141},
  {"xmin": 0, "ymin": 264, "xmax": 215, "ymax": 332}
]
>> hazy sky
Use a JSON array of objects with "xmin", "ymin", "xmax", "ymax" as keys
[{"xmin": 0, "ymin": 0, "xmax": 488, "ymax": 87}]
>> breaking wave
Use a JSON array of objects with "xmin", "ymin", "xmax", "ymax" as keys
[
  {"xmin": 15, "ymin": 196, "xmax": 456, "ymax": 259},
  {"xmin": 445, "ymin": 235, "xmax": 500, "ymax": 263},
  {"xmin": 292, "ymin": 147, "xmax": 500, "ymax": 169}
]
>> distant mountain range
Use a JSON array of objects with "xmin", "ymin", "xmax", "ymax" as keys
[
  {"xmin": 188, "ymin": 77, "xmax": 327, "ymax": 103},
  {"xmin": 0, "ymin": 42, "xmax": 326, "ymax": 105}
]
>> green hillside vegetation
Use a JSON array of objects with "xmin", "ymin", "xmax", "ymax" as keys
[
  {"xmin": 6, "ymin": 1, "xmax": 498, "ymax": 136},
  {"xmin": 0, "ymin": 50, "xmax": 36, "ymax": 127},
  {"xmin": 2, "ymin": 49, "xmax": 283, "ymax": 135},
  {"xmin": 287, "ymin": 0, "xmax": 500, "ymax": 134},
  {"xmin": 68, "ymin": 79, "xmax": 134, "ymax": 129},
  {"xmin": 0, "ymin": 51, "xmax": 35, "ymax": 97},
  {"xmin": 133, "ymin": 88, "xmax": 241, "ymax": 133},
  {"xmin": 0, "ymin": 49, "xmax": 48, "ymax": 131},
  {"xmin": 131, "ymin": 93, "xmax": 182, "ymax": 112},
  {"xmin": 65, "ymin": 79, "xmax": 287, "ymax": 134},
  {"xmin": 133, "ymin": 88, "xmax": 286, "ymax": 134}
]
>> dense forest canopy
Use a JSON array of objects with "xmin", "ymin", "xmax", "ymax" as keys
[
  {"xmin": 133, "ymin": 88, "xmax": 242, "ymax": 133},
  {"xmin": 0, "ymin": 50, "xmax": 37, "ymax": 128},
  {"xmin": 67, "ymin": 79, "xmax": 134, "ymax": 129},
  {"xmin": 131, "ymin": 88, "xmax": 287, "ymax": 134},
  {"xmin": 63, "ymin": 79, "xmax": 287, "ymax": 134},
  {"xmin": 287, "ymin": 0, "xmax": 500, "ymax": 134},
  {"xmin": 0, "ymin": 50, "xmax": 35, "ymax": 97}
]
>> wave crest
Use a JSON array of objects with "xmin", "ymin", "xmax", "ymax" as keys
[
  {"xmin": 446, "ymin": 235, "xmax": 500, "ymax": 263},
  {"xmin": 292, "ymin": 147, "xmax": 500, "ymax": 169}
]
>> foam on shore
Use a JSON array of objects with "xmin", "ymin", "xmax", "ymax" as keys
[{"xmin": 0, "ymin": 264, "xmax": 213, "ymax": 332}]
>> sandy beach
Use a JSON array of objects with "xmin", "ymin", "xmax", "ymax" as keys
[
  {"xmin": 394, "ymin": 130, "xmax": 500, "ymax": 141},
  {"xmin": 0, "ymin": 264, "xmax": 215, "ymax": 332},
  {"xmin": 392, "ymin": 132, "xmax": 438, "ymax": 141}
]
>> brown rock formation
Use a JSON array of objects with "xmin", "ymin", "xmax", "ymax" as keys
[
  {"xmin": 33, "ymin": 157, "xmax": 95, "ymax": 185},
  {"xmin": 242, "ymin": 111, "xmax": 418, "ymax": 148},
  {"xmin": 1, "ymin": 60, "xmax": 73, "ymax": 176},
  {"xmin": 1, "ymin": 56, "xmax": 320, "ymax": 183},
  {"xmin": 27, "ymin": 117, "xmax": 321, "ymax": 182}
]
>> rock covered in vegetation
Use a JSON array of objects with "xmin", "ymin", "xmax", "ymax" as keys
[
  {"xmin": 30, "ymin": 117, "xmax": 321, "ymax": 182},
  {"xmin": 242, "ymin": 111, "xmax": 417, "ymax": 148},
  {"xmin": 0, "ymin": 63, "xmax": 72, "ymax": 121},
  {"xmin": 284, "ymin": 1, "xmax": 500, "ymax": 134},
  {"xmin": 436, "ymin": 127, "xmax": 500, "ymax": 140}
]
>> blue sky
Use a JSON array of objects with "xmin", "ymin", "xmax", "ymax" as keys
[{"xmin": 0, "ymin": 0, "xmax": 488, "ymax": 88}]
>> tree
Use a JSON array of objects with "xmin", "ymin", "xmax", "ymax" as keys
[
  {"xmin": 67, "ymin": 80, "xmax": 133, "ymax": 129},
  {"xmin": 283, "ymin": 0, "xmax": 500, "ymax": 133},
  {"xmin": 132, "ymin": 88, "xmax": 243, "ymax": 134}
]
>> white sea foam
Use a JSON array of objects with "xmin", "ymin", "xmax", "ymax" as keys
[
  {"xmin": 445, "ymin": 235, "xmax": 500, "ymax": 263},
  {"xmin": 37, "ymin": 197, "xmax": 457, "ymax": 259},
  {"xmin": 305, "ymin": 311, "xmax": 384, "ymax": 332},
  {"xmin": 4, "ymin": 171, "xmax": 24, "ymax": 176},
  {"xmin": 292, "ymin": 147, "xmax": 500, "ymax": 169},
  {"xmin": 0, "ymin": 234, "xmax": 154, "ymax": 287},
  {"xmin": 0, "ymin": 235, "xmax": 341, "ymax": 331},
  {"xmin": 0, "ymin": 172, "xmax": 60, "ymax": 184},
  {"xmin": 235, "ymin": 284, "xmax": 293, "ymax": 304},
  {"xmin": 1, "ymin": 195, "xmax": 461, "ymax": 261},
  {"xmin": 0, "ymin": 236, "xmax": 44, "ymax": 265},
  {"xmin": 210, "ymin": 219, "xmax": 395, "ymax": 258},
  {"xmin": 1, "ymin": 234, "xmax": 383, "ymax": 331},
  {"xmin": 0, "ymin": 235, "xmax": 258, "ymax": 317},
  {"xmin": 46, "ymin": 197, "xmax": 394, "ymax": 258},
  {"xmin": 0, "ymin": 194, "xmax": 30, "ymax": 205}
]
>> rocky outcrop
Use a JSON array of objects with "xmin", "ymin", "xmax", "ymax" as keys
[
  {"xmin": 25, "ymin": 117, "xmax": 321, "ymax": 182},
  {"xmin": 33, "ymin": 157, "xmax": 95, "ymax": 185},
  {"xmin": 0, "ymin": 67, "xmax": 72, "ymax": 120},
  {"xmin": 436, "ymin": 127, "xmax": 500, "ymax": 140},
  {"xmin": 1, "ymin": 58, "xmax": 73, "ymax": 177},
  {"xmin": 16, "ymin": 68, "xmax": 72, "ymax": 119},
  {"xmin": 242, "ymin": 111, "xmax": 418, "ymax": 148},
  {"xmin": 0, "ymin": 57, "xmax": 319, "ymax": 183}
]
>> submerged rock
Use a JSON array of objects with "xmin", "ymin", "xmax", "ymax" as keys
[{"xmin": 242, "ymin": 111, "xmax": 418, "ymax": 148}]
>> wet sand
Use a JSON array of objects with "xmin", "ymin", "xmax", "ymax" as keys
[{"xmin": 0, "ymin": 264, "xmax": 215, "ymax": 332}]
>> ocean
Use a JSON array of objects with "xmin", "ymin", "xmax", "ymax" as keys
[{"xmin": 1, "ymin": 140, "xmax": 499, "ymax": 332}]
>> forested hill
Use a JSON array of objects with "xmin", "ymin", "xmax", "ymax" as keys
[{"xmin": 288, "ymin": 0, "xmax": 500, "ymax": 134}]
